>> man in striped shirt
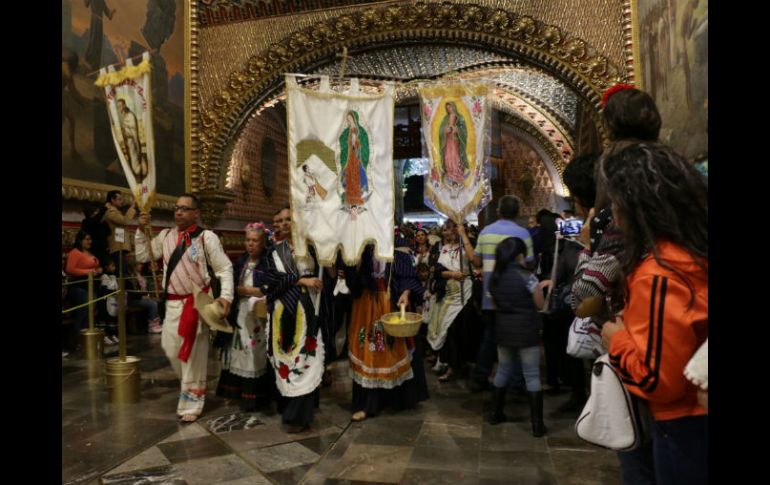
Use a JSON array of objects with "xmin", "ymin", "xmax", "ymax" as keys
[{"xmin": 458, "ymin": 195, "xmax": 534, "ymax": 391}]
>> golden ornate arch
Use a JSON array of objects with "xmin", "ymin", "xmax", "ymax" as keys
[{"xmin": 191, "ymin": 2, "xmax": 628, "ymax": 197}]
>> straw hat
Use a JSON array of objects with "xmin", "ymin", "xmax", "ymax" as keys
[{"xmin": 193, "ymin": 284, "xmax": 233, "ymax": 333}]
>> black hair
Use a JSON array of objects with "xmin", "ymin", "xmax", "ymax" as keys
[
  {"xmin": 603, "ymin": 88, "xmax": 661, "ymax": 142},
  {"xmin": 179, "ymin": 193, "xmax": 201, "ymax": 209},
  {"xmin": 74, "ymin": 230, "xmax": 91, "ymax": 251},
  {"xmin": 490, "ymin": 237, "xmax": 528, "ymax": 290},
  {"xmin": 497, "ymin": 195, "xmax": 520, "ymax": 220},
  {"xmin": 563, "ymin": 153, "xmax": 600, "ymax": 209},
  {"xmin": 106, "ymin": 190, "xmax": 121, "ymax": 203}
]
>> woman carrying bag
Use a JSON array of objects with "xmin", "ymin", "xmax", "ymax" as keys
[{"xmin": 600, "ymin": 143, "xmax": 707, "ymax": 485}]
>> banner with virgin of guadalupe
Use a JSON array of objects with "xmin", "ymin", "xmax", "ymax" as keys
[
  {"xmin": 286, "ymin": 75, "xmax": 395, "ymax": 266},
  {"xmin": 95, "ymin": 51, "xmax": 156, "ymax": 212},
  {"xmin": 419, "ymin": 83, "xmax": 492, "ymax": 223}
]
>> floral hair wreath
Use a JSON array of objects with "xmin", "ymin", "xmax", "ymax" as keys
[
  {"xmin": 245, "ymin": 221, "xmax": 272, "ymax": 239},
  {"xmin": 601, "ymin": 83, "xmax": 635, "ymax": 109}
]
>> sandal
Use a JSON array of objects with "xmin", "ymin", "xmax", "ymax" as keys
[
  {"xmin": 351, "ymin": 411, "xmax": 367, "ymax": 422},
  {"xmin": 438, "ymin": 368, "xmax": 454, "ymax": 382}
]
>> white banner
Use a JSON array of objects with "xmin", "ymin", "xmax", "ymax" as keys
[
  {"xmin": 419, "ymin": 83, "xmax": 492, "ymax": 223},
  {"xmin": 96, "ymin": 52, "xmax": 156, "ymax": 211},
  {"xmin": 287, "ymin": 75, "xmax": 395, "ymax": 266}
]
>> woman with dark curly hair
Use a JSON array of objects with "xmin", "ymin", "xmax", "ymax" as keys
[{"xmin": 600, "ymin": 143, "xmax": 707, "ymax": 485}]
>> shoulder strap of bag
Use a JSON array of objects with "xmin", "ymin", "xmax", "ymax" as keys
[
  {"xmin": 162, "ymin": 230, "xmax": 187, "ymax": 300},
  {"xmin": 196, "ymin": 228, "xmax": 222, "ymax": 297}
]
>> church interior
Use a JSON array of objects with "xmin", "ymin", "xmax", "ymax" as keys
[{"xmin": 61, "ymin": 1, "xmax": 708, "ymax": 484}]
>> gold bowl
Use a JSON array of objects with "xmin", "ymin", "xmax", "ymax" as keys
[{"xmin": 381, "ymin": 309, "xmax": 423, "ymax": 337}]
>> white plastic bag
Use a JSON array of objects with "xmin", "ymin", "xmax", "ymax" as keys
[{"xmin": 566, "ymin": 316, "xmax": 604, "ymax": 359}]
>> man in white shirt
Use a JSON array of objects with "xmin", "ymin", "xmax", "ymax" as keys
[{"xmin": 135, "ymin": 193, "xmax": 233, "ymax": 422}]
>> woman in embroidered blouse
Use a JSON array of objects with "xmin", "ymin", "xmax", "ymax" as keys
[
  {"xmin": 257, "ymin": 207, "xmax": 333, "ymax": 433},
  {"xmin": 217, "ymin": 222, "xmax": 275, "ymax": 412},
  {"xmin": 427, "ymin": 220, "xmax": 474, "ymax": 382},
  {"xmin": 413, "ymin": 228, "xmax": 432, "ymax": 267}
]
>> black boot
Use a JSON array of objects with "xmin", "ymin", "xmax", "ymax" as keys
[
  {"xmin": 487, "ymin": 386, "xmax": 507, "ymax": 425},
  {"xmin": 529, "ymin": 391, "xmax": 547, "ymax": 437}
]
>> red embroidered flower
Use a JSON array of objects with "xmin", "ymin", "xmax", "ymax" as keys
[
  {"xmin": 305, "ymin": 336, "xmax": 318, "ymax": 352},
  {"xmin": 278, "ymin": 363, "xmax": 290, "ymax": 379}
]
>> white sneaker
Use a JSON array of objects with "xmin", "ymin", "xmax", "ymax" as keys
[
  {"xmin": 104, "ymin": 336, "xmax": 114, "ymax": 345},
  {"xmin": 148, "ymin": 323, "xmax": 162, "ymax": 334},
  {"xmin": 61, "ymin": 351, "xmax": 69, "ymax": 358},
  {"xmin": 110, "ymin": 335, "xmax": 120, "ymax": 345}
]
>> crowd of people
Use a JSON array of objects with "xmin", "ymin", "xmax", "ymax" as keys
[{"xmin": 62, "ymin": 84, "xmax": 707, "ymax": 483}]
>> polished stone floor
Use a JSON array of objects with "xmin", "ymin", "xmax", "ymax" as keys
[{"xmin": 62, "ymin": 334, "xmax": 622, "ymax": 485}]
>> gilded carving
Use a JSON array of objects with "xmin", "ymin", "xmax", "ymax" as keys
[
  {"xmin": 483, "ymin": 9, "xmax": 510, "ymax": 33},
  {"xmin": 509, "ymin": 15, "xmax": 536, "ymax": 43},
  {"xmin": 537, "ymin": 26, "xmax": 562, "ymax": 49},
  {"xmin": 193, "ymin": 2, "xmax": 625, "ymax": 193},
  {"xmin": 559, "ymin": 38, "xmax": 588, "ymax": 62},
  {"xmin": 433, "ymin": 3, "xmax": 458, "ymax": 28},
  {"xmin": 289, "ymin": 32, "xmax": 314, "ymax": 53},
  {"xmin": 312, "ymin": 23, "xmax": 336, "ymax": 44},
  {"xmin": 458, "ymin": 5, "xmax": 484, "ymax": 31},
  {"xmin": 583, "ymin": 56, "xmax": 609, "ymax": 79},
  {"xmin": 360, "ymin": 9, "xmax": 380, "ymax": 31},
  {"xmin": 335, "ymin": 15, "xmax": 359, "ymax": 39},
  {"xmin": 247, "ymin": 57, "xmax": 269, "ymax": 76}
]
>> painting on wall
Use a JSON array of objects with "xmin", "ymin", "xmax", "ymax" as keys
[
  {"xmin": 62, "ymin": 0, "xmax": 185, "ymax": 196},
  {"xmin": 637, "ymin": 0, "xmax": 708, "ymax": 160}
]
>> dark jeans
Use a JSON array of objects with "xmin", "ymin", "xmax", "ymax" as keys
[
  {"xmin": 68, "ymin": 286, "xmax": 89, "ymax": 330},
  {"xmin": 471, "ymin": 310, "xmax": 497, "ymax": 382},
  {"xmin": 618, "ymin": 415, "xmax": 708, "ymax": 485}
]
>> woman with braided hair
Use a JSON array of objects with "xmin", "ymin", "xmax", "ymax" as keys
[{"xmin": 600, "ymin": 142, "xmax": 708, "ymax": 485}]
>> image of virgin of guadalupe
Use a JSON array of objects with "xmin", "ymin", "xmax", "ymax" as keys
[
  {"xmin": 438, "ymin": 101, "xmax": 469, "ymax": 187},
  {"xmin": 339, "ymin": 111, "xmax": 370, "ymax": 214}
]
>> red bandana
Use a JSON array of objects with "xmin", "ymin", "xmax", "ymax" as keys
[{"xmin": 176, "ymin": 224, "xmax": 199, "ymax": 248}]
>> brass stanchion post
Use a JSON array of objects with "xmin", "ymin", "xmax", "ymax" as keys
[
  {"xmin": 105, "ymin": 276, "xmax": 141, "ymax": 404},
  {"xmin": 88, "ymin": 272, "xmax": 95, "ymax": 331},
  {"xmin": 118, "ymin": 278, "xmax": 127, "ymax": 361},
  {"xmin": 79, "ymin": 272, "xmax": 104, "ymax": 360}
]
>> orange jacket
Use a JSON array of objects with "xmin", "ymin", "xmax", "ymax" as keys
[{"xmin": 608, "ymin": 241, "xmax": 707, "ymax": 421}]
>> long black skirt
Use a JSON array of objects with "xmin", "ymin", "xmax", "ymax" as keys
[
  {"xmin": 352, "ymin": 340, "xmax": 429, "ymax": 417},
  {"xmin": 277, "ymin": 388, "xmax": 320, "ymax": 427},
  {"xmin": 216, "ymin": 368, "xmax": 276, "ymax": 412}
]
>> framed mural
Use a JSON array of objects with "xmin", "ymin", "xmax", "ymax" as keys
[
  {"xmin": 635, "ymin": 0, "xmax": 708, "ymax": 160},
  {"xmin": 62, "ymin": 0, "xmax": 186, "ymax": 199}
]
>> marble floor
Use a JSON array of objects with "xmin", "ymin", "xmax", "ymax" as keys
[{"xmin": 62, "ymin": 334, "xmax": 622, "ymax": 485}]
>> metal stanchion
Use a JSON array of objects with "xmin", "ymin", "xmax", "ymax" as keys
[
  {"xmin": 105, "ymin": 277, "xmax": 142, "ymax": 404},
  {"xmin": 79, "ymin": 272, "xmax": 104, "ymax": 360}
]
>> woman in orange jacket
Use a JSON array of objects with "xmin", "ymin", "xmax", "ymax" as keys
[{"xmin": 601, "ymin": 143, "xmax": 707, "ymax": 485}]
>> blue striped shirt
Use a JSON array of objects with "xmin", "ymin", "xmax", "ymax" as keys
[{"xmin": 474, "ymin": 219, "xmax": 534, "ymax": 310}]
